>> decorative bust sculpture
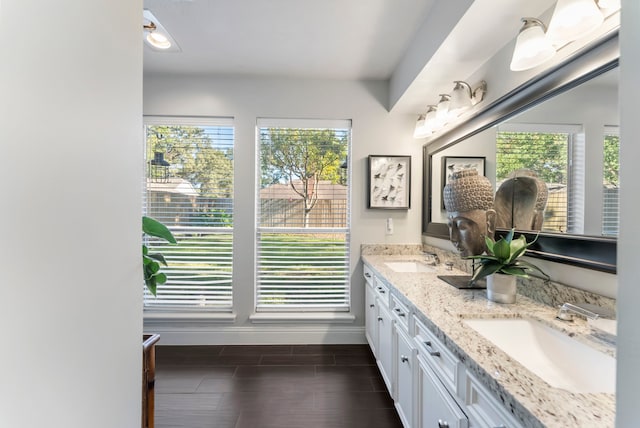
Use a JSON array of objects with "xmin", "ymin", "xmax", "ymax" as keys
[
  {"xmin": 443, "ymin": 169, "xmax": 496, "ymax": 257},
  {"xmin": 494, "ymin": 169, "xmax": 548, "ymax": 231}
]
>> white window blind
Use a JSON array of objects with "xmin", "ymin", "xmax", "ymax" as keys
[
  {"xmin": 256, "ymin": 118, "xmax": 351, "ymax": 311},
  {"xmin": 143, "ymin": 117, "xmax": 234, "ymax": 311},
  {"xmin": 602, "ymin": 127, "xmax": 620, "ymax": 236},
  {"xmin": 496, "ymin": 124, "xmax": 581, "ymax": 234}
]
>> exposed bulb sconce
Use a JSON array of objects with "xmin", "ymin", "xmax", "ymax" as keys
[
  {"xmin": 546, "ymin": 0, "xmax": 604, "ymax": 45},
  {"xmin": 414, "ymin": 81, "xmax": 487, "ymax": 139},
  {"xmin": 143, "ymin": 9, "xmax": 181, "ymax": 52},
  {"xmin": 510, "ymin": 18, "xmax": 556, "ymax": 71}
]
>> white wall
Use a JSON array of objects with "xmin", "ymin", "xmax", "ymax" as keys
[
  {"xmin": 0, "ymin": 1, "xmax": 143, "ymax": 427},
  {"xmin": 143, "ymin": 75, "xmax": 422, "ymax": 344},
  {"xmin": 616, "ymin": 0, "xmax": 640, "ymax": 424}
]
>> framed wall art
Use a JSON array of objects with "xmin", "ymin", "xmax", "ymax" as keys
[{"xmin": 368, "ymin": 155, "xmax": 411, "ymax": 209}]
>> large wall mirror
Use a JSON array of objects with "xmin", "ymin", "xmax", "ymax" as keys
[{"xmin": 423, "ymin": 32, "xmax": 618, "ymax": 273}]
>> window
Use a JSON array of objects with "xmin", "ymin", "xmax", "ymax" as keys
[
  {"xmin": 496, "ymin": 124, "xmax": 582, "ymax": 234},
  {"xmin": 602, "ymin": 127, "xmax": 619, "ymax": 236},
  {"xmin": 144, "ymin": 117, "xmax": 234, "ymax": 311},
  {"xmin": 256, "ymin": 118, "xmax": 351, "ymax": 311}
]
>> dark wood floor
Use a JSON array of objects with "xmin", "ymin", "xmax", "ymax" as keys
[{"xmin": 154, "ymin": 344, "xmax": 403, "ymax": 428}]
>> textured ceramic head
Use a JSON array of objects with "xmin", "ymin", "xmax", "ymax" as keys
[
  {"xmin": 443, "ymin": 169, "xmax": 494, "ymax": 213},
  {"xmin": 444, "ymin": 169, "xmax": 496, "ymax": 257}
]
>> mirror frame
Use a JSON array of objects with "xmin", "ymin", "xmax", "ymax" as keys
[{"xmin": 423, "ymin": 31, "xmax": 618, "ymax": 274}]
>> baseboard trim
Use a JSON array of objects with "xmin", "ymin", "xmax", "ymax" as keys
[{"xmin": 143, "ymin": 324, "xmax": 367, "ymax": 345}]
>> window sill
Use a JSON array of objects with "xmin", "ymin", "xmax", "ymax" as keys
[
  {"xmin": 144, "ymin": 311, "xmax": 237, "ymax": 324},
  {"xmin": 249, "ymin": 312, "xmax": 356, "ymax": 324}
]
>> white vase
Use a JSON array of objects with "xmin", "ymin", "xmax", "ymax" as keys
[{"xmin": 486, "ymin": 273, "xmax": 517, "ymax": 304}]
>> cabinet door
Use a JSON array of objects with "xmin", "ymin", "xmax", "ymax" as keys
[
  {"xmin": 365, "ymin": 282, "xmax": 378, "ymax": 356},
  {"xmin": 418, "ymin": 356, "xmax": 468, "ymax": 428},
  {"xmin": 377, "ymin": 302, "xmax": 394, "ymax": 395},
  {"xmin": 395, "ymin": 324, "xmax": 416, "ymax": 428}
]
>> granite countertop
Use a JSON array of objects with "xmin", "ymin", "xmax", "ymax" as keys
[{"xmin": 362, "ymin": 254, "xmax": 616, "ymax": 428}]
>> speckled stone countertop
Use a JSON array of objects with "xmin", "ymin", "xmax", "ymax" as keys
[{"xmin": 362, "ymin": 254, "xmax": 616, "ymax": 428}]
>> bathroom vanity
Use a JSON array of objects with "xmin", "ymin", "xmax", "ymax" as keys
[{"xmin": 362, "ymin": 253, "xmax": 615, "ymax": 428}]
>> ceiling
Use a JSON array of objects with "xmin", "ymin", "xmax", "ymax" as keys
[{"xmin": 143, "ymin": 0, "xmax": 557, "ymax": 114}]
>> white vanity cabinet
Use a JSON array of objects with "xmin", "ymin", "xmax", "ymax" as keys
[
  {"xmin": 394, "ymin": 320, "xmax": 417, "ymax": 428},
  {"xmin": 363, "ymin": 265, "xmax": 393, "ymax": 393},
  {"xmin": 364, "ymin": 266, "xmax": 378, "ymax": 354},
  {"xmin": 376, "ymin": 293, "xmax": 394, "ymax": 392},
  {"xmin": 414, "ymin": 318, "xmax": 468, "ymax": 428},
  {"xmin": 362, "ymin": 262, "xmax": 522, "ymax": 428},
  {"xmin": 418, "ymin": 354, "xmax": 469, "ymax": 428}
]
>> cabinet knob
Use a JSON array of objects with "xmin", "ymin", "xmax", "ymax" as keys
[
  {"xmin": 400, "ymin": 355, "xmax": 409, "ymax": 363},
  {"xmin": 365, "ymin": 272, "xmax": 371, "ymax": 278},
  {"xmin": 377, "ymin": 317, "xmax": 383, "ymax": 322},
  {"xmin": 438, "ymin": 420, "xmax": 450, "ymax": 428},
  {"xmin": 369, "ymin": 304, "xmax": 375, "ymax": 308},
  {"xmin": 424, "ymin": 341, "xmax": 441, "ymax": 357}
]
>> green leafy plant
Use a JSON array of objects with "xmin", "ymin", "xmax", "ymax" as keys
[
  {"xmin": 142, "ymin": 216, "xmax": 177, "ymax": 296},
  {"xmin": 465, "ymin": 229, "xmax": 548, "ymax": 282}
]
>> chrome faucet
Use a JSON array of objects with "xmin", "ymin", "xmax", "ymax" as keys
[
  {"xmin": 556, "ymin": 302, "xmax": 616, "ymax": 322},
  {"xmin": 422, "ymin": 252, "xmax": 440, "ymax": 266}
]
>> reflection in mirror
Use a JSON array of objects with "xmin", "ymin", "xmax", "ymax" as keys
[
  {"xmin": 424, "ymin": 33, "xmax": 618, "ymax": 273},
  {"xmin": 430, "ymin": 65, "xmax": 619, "ymax": 238}
]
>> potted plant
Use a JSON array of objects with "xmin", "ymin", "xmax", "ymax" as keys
[
  {"xmin": 142, "ymin": 215, "xmax": 177, "ymax": 296},
  {"xmin": 141, "ymin": 216, "xmax": 176, "ymax": 428},
  {"xmin": 465, "ymin": 229, "xmax": 548, "ymax": 303}
]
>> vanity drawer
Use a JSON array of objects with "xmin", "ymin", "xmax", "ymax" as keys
[
  {"xmin": 464, "ymin": 370, "xmax": 522, "ymax": 428},
  {"xmin": 363, "ymin": 264, "xmax": 374, "ymax": 285},
  {"xmin": 373, "ymin": 278, "xmax": 390, "ymax": 308},
  {"xmin": 391, "ymin": 294, "xmax": 411, "ymax": 333},
  {"xmin": 414, "ymin": 317, "xmax": 462, "ymax": 397}
]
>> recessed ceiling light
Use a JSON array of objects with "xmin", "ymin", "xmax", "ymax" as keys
[{"xmin": 143, "ymin": 9, "xmax": 181, "ymax": 52}]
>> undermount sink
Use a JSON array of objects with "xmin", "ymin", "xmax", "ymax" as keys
[
  {"xmin": 464, "ymin": 318, "xmax": 615, "ymax": 394},
  {"xmin": 384, "ymin": 261, "xmax": 434, "ymax": 273}
]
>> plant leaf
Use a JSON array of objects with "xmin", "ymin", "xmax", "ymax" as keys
[
  {"xmin": 147, "ymin": 252, "xmax": 168, "ymax": 266},
  {"xmin": 145, "ymin": 276, "xmax": 157, "ymax": 296},
  {"xmin": 505, "ymin": 228, "xmax": 514, "ymax": 243},
  {"xmin": 471, "ymin": 261, "xmax": 503, "ymax": 282},
  {"xmin": 506, "ymin": 235, "xmax": 527, "ymax": 263},
  {"xmin": 514, "ymin": 260, "xmax": 549, "ymax": 279},
  {"xmin": 484, "ymin": 236, "xmax": 495, "ymax": 255},
  {"xmin": 154, "ymin": 272, "xmax": 167, "ymax": 285},
  {"xmin": 493, "ymin": 238, "xmax": 510, "ymax": 261},
  {"xmin": 500, "ymin": 266, "xmax": 528, "ymax": 277},
  {"xmin": 143, "ymin": 216, "xmax": 177, "ymax": 244}
]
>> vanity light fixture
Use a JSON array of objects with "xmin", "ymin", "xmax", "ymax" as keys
[
  {"xmin": 143, "ymin": 9, "xmax": 181, "ymax": 52},
  {"xmin": 413, "ymin": 114, "xmax": 429, "ymax": 139},
  {"xmin": 510, "ymin": 18, "xmax": 556, "ymax": 71},
  {"xmin": 436, "ymin": 94, "xmax": 451, "ymax": 125},
  {"xmin": 449, "ymin": 80, "xmax": 487, "ymax": 117},
  {"xmin": 510, "ymin": 18, "xmax": 557, "ymax": 71},
  {"xmin": 414, "ymin": 80, "xmax": 487, "ymax": 139},
  {"xmin": 546, "ymin": 0, "xmax": 604, "ymax": 45}
]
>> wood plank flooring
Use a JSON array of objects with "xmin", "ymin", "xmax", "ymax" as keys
[{"xmin": 155, "ymin": 344, "xmax": 403, "ymax": 428}]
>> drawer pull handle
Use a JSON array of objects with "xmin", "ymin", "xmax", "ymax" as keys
[
  {"xmin": 400, "ymin": 355, "xmax": 409, "ymax": 363},
  {"xmin": 394, "ymin": 308, "xmax": 405, "ymax": 317},
  {"xmin": 365, "ymin": 272, "xmax": 371, "ymax": 278},
  {"xmin": 424, "ymin": 341, "xmax": 441, "ymax": 357},
  {"xmin": 377, "ymin": 317, "xmax": 383, "ymax": 322},
  {"xmin": 438, "ymin": 420, "xmax": 450, "ymax": 428},
  {"xmin": 369, "ymin": 304, "xmax": 375, "ymax": 308}
]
